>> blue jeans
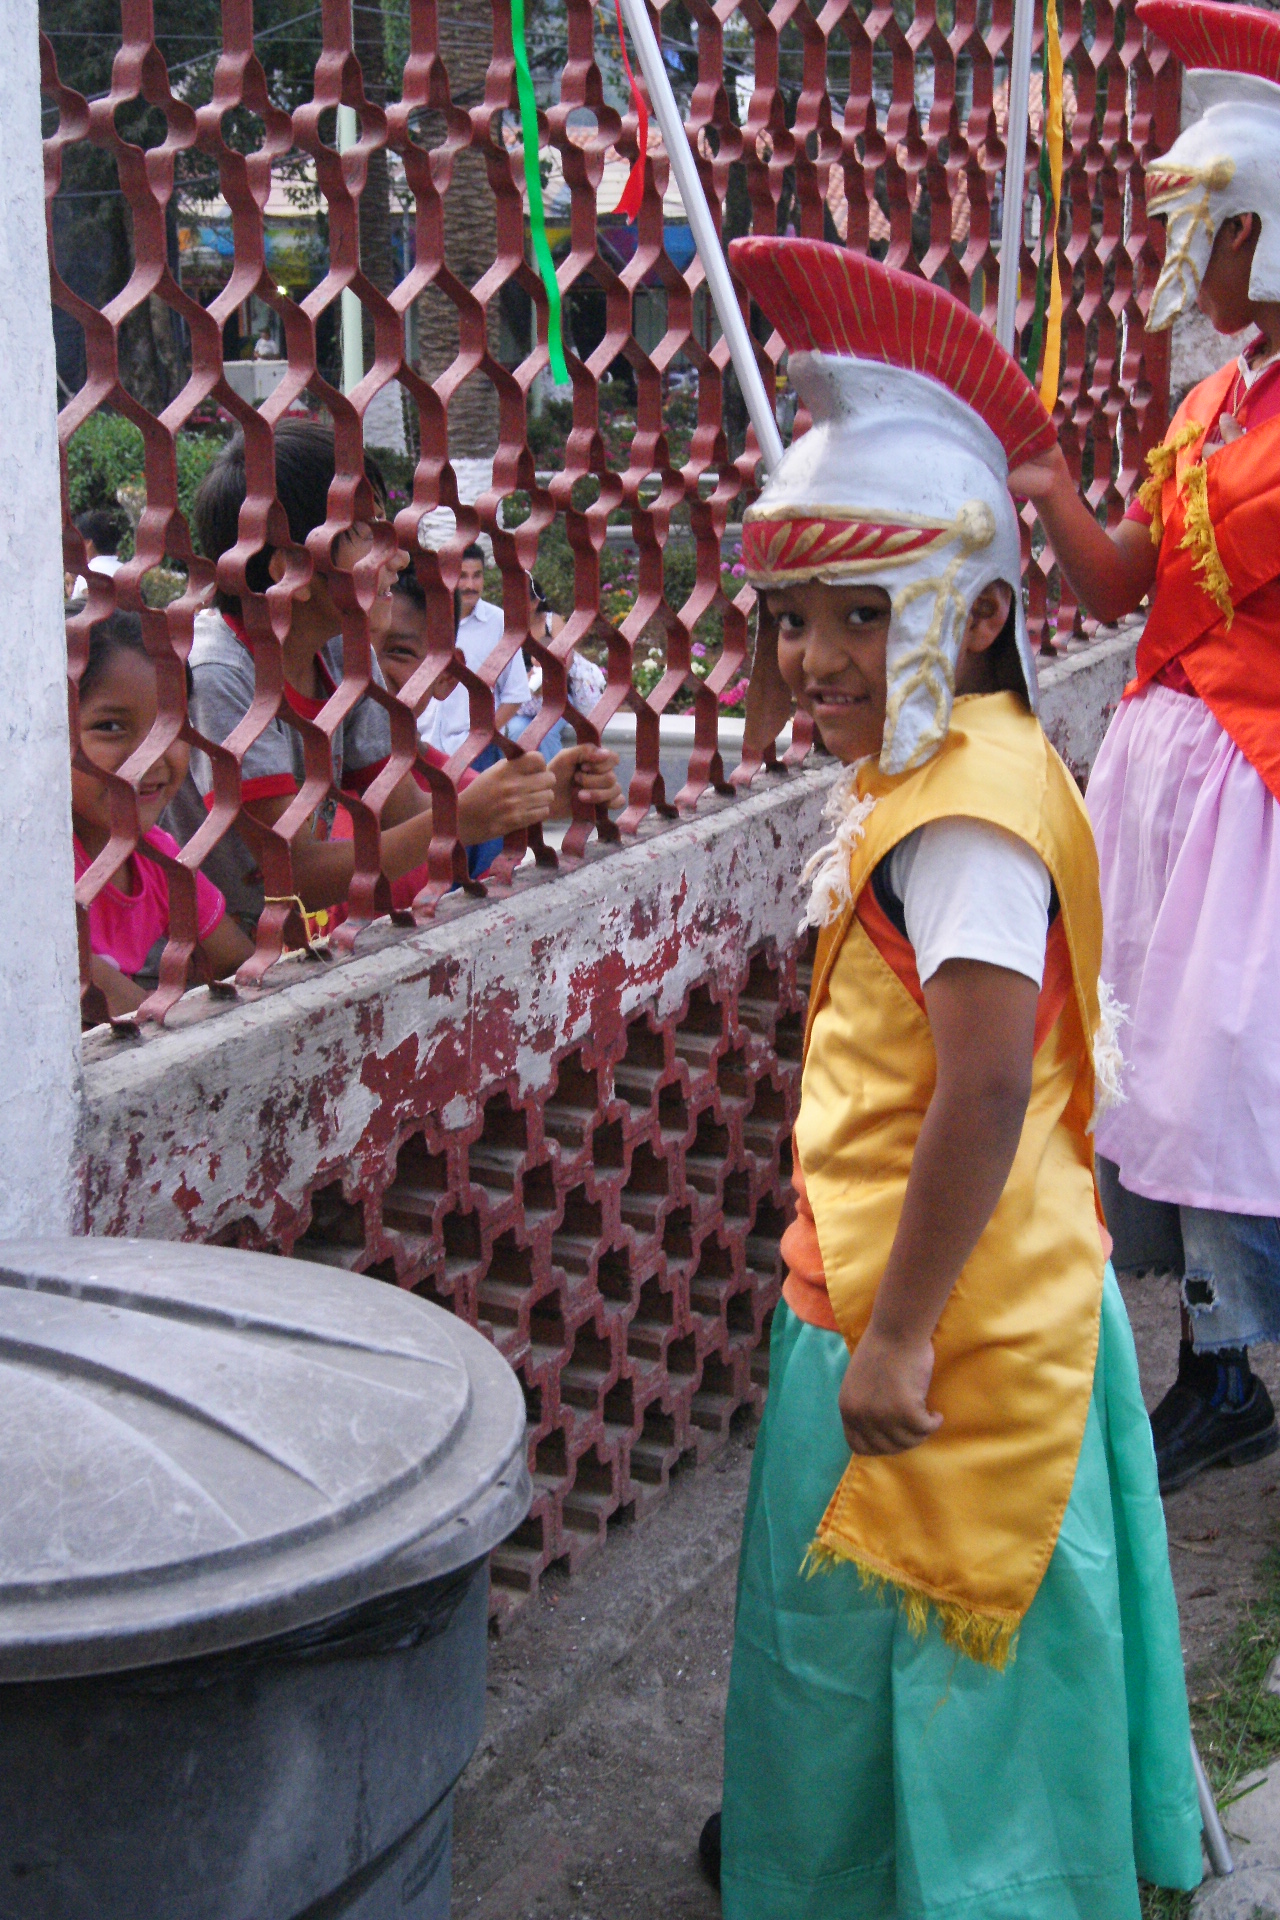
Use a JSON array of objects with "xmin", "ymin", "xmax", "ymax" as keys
[
  {"xmin": 1097, "ymin": 1156, "xmax": 1280, "ymax": 1352},
  {"xmin": 463, "ymin": 741, "xmax": 504, "ymax": 880},
  {"xmin": 506, "ymin": 710, "xmax": 568, "ymax": 758}
]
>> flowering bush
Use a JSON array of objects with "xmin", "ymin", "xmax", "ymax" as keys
[{"xmin": 468, "ymin": 405, "xmax": 759, "ymax": 717}]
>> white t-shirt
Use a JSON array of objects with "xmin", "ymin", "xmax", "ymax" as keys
[
  {"xmin": 419, "ymin": 597, "xmax": 531, "ymax": 758},
  {"xmin": 71, "ymin": 553, "xmax": 124, "ymax": 598},
  {"xmin": 885, "ymin": 816, "xmax": 1052, "ymax": 988}
]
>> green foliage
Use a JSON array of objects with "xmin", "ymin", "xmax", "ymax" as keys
[
  {"xmin": 365, "ymin": 443, "xmax": 416, "ymax": 515},
  {"xmin": 66, "ymin": 412, "xmax": 226, "ymax": 534},
  {"xmin": 1192, "ymin": 1551, "xmax": 1280, "ymax": 1800},
  {"xmin": 522, "ymin": 378, "xmax": 701, "ymax": 476},
  {"xmin": 477, "ymin": 512, "xmax": 752, "ymax": 717},
  {"xmin": 65, "ymin": 414, "xmax": 146, "ymax": 517},
  {"xmin": 1140, "ymin": 1550, "xmax": 1280, "ymax": 1918},
  {"xmin": 526, "ymin": 398, "xmax": 574, "ymax": 463},
  {"xmin": 175, "ymin": 433, "xmax": 225, "ymax": 524},
  {"xmin": 1137, "ymin": 1887, "xmax": 1192, "ymax": 1919}
]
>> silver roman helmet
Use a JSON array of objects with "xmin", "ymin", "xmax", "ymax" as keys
[
  {"xmin": 729, "ymin": 239, "xmax": 1056, "ymax": 775},
  {"xmin": 1138, "ymin": 0, "xmax": 1280, "ymax": 332}
]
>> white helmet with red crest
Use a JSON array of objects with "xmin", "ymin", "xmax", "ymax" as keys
[
  {"xmin": 1139, "ymin": 0, "xmax": 1280, "ymax": 331},
  {"xmin": 729, "ymin": 239, "xmax": 1056, "ymax": 774}
]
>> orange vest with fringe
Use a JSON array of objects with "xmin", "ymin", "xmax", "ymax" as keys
[
  {"xmin": 795, "ymin": 694, "xmax": 1105, "ymax": 1669},
  {"xmin": 1132, "ymin": 361, "xmax": 1280, "ymax": 803}
]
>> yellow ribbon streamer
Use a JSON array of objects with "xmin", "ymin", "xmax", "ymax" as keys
[
  {"xmin": 264, "ymin": 893, "xmax": 331, "ymax": 955},
  {"xmin": 1039, "ymin": 0, "xmax": 1065, "ymax": 413}
]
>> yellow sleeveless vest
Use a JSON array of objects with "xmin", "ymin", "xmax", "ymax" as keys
[{"xmin": 798, "ymin": 693, "xmax": 1105, "ymax": 1667}]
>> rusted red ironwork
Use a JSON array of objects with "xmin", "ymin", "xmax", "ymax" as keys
[{"xmin": 44, "ymin": 0, "xmax": 1179, "ymax": 1026}]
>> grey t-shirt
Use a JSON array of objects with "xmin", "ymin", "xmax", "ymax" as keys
[{"xmin": 165, "ymin": 607, "xmax": 393, "ymax": 933}]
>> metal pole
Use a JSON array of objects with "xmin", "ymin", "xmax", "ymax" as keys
[
  {"xmin": 616, "ymin": 0, "xmax": 784, "ymax": 473},
  {"xmin": 1192, "ymin": 1740, "xmax": 1235, "ymax": 1878},
  {"xmin": 338, "ymin": 102, "xmax": 364, "ymax": 395},
  {"xmin": 995, "ymin": 0, "xmax": 1037, "ymax": 353}
]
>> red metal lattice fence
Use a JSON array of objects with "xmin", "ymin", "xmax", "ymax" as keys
[{"xmin": 44, "ymin": 0, "xmax": 1179, "ymax": 1027}]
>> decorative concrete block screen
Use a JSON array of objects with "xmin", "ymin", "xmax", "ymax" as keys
[
  {"xmin": 80, "ymin": 774, "xmax": 834, "ymax": 1614},
  {"xmin": 49, "ymin": 0, "xmax": 1175, "ymax": 1610}
]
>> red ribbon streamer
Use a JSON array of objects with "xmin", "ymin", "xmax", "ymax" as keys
[{"xmin": 613, "ymin": 0, "xmax": 648, "ymax": 222}]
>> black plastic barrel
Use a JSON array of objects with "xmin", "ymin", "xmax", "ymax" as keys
[{"xmin": 0, "ymin": 1239, "xmax": 531, "ymax": 1919}]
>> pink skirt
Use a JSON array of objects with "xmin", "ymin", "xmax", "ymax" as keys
[{"xmin": 1088, "ymin": 684, "xmax": 1280, "ymax": 1216}]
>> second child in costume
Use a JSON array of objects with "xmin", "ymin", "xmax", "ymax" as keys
[
  {"xmin": 713, "ymin": 238, "xmax": 1202, "ymax": 1919},
  {"xmin": 1012, "ymin": 0, "xmax": 1280, "ymax": 1492}
]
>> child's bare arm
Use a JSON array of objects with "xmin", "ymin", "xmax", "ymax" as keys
[
  {"xmin": 88, "ymin": 954, "xmax": 145, "ymax": 1019},
  {"xmin": 198, "ymin": 914, "xmax": 254, "ymax": 978},
  {"xmin": 1007, "ymin": 442, "xmax": 1157, "ymax": 623},
  {"xmin": 245, "ymin": 794, "xmax": 427, "ymax": 906},
  {"xmin": 246, "ymin": 757, "xmax": 560, "ymax": 908},
  {"xmin": 838, "ymin": 957, "xmax": 1039, "ymax": 1455},
  {"xmin": 379, "ymin": 767, "xmax": 431, "ymax": 828}
]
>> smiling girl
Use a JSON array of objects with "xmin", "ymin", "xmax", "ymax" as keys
[
  {"xmin": 706, "ymin": 237, "xmax": 1203, "ymax": 1920},
  {"xmin": 72, "ymin": 612, "xmax": 251, "ymax": 1019}
]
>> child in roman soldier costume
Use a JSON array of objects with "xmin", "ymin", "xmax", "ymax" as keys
[
  {"xmin": 1013, "ymin": 0, "xmax": 1280, "ymax": 1493},
  {"xmin": 707, "ymin": 237, "xmax": 1202, "ymax": 1920}
]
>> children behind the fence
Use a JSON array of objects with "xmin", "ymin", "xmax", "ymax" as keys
[
  {"xmin": 71, "ymin": 610, "xmax": 252, "ymax": 1019},
  {"xmin": 168, "ymin": 423, "xmax": 618, "ymax": 934},
  {"xmin": 370, "ymin": 566, "xmax": 622, "ymax": 894}
]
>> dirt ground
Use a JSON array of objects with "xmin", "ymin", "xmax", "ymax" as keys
[
  {"xmin": 1124, "ymin": 1268, "xmax": 1280, "ymax": 1679},
  {"xmin": 450, "ymin": 1269, "xmax": 1280, "ymax": 1919}
]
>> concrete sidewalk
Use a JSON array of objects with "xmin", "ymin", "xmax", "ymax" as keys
[{"xmin": 1194, "ymin": 1767, "xmax": 1280, "ymax": 1917}]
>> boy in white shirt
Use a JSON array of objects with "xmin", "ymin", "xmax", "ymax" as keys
[{"xmin": 418, "ymin": 544, "xmax": 530, "ymax": 760}]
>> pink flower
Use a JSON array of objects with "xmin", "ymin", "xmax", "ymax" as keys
[
  {"xmin": 730, "ymin": 563, "xmax": 746, "ymax": 577},
  {"xmin": 691, "ymin": 641, "xmax": 707, "ymax": 658},
  {"xmin": 718, "ymin": 678, "xmax": 750, "ymax": 706}
]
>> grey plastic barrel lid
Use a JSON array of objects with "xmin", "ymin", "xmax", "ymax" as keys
[{"xmin": 0, "ymin": 1238, "xmax": 531, "ymax": 1682}]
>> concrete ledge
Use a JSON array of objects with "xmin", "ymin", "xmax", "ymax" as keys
[
  {"xmin": 82, "ymin": 765, "xmax": 837, "ymax": 1239},
  {"xmin": 1036, "ymin": 620, "xmax": 1142, "ymax": 783},
  {"xmin": 80, "ymin": 626, "xmax": 1137, "ymax": 1241}
]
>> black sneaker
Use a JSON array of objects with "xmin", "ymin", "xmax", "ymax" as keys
[
  {"xmin": 1150, "ymin": 1341, "xmax": 1219, "ymax": 1447},
  {"xmin": 698, "ymin": 1811, "xmax": 721, "ymax": 1892},
  {"xmin": 1153, "ymin": 1356, "xmax": 1280, "ymax": 1494}
]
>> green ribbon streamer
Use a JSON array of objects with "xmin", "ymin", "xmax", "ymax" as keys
[
  {"xmin": 511, "ymin": 0, "xmax": 569, "ymax": 385},
  {"xmin": 1021, "ymin": 33, "xmax": 1054, "ymax": 384}
]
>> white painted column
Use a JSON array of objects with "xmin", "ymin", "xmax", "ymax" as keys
[{"xmin": 0, "ymin": 0, "xmax": 84, "ymax": 1234}]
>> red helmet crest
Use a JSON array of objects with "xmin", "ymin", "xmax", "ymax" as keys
[
  {"xmin": 727, "ymin": 237, "xmax": 1057, "ymax": 470},
  {"xmin": 1136, "ymin": 0, "xmax": 1280, "ymax": 83}
]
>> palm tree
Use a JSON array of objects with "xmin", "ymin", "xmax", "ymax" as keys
[
  {"xmin": 353, "ymin": 0, "xmax": 396, "ymax": 357},
  {"xmin": 416, "ymin": 0, "xmax": 500, "ymax": 461}
]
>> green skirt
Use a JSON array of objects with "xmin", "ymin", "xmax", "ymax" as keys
[{"xmin": 722, "ymin": 1271, "xmax": 1203, "ymax": 1919}]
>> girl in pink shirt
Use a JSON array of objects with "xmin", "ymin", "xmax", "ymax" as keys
[{"xmin": 72, "ymin": 612, "xmax": 251, "ymax": 1019}]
